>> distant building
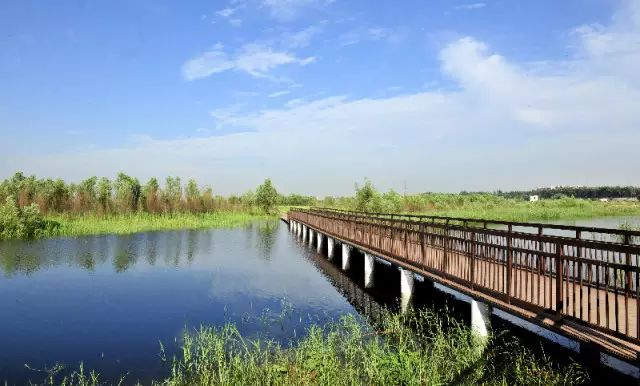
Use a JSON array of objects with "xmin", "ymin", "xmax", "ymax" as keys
[
  {"xmin": 600, "ymin": 198, "xmax": 609, "ymax": 202},
  {"xmin": 529, "ymin": 195, "xmax": 539, "ymax": 202}
]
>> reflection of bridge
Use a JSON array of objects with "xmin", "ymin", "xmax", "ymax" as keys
[
  {"xmin": 285, "ymin": 208, "xmax": 640, "ymax": 379},
  {"xmin": 304, "ymin": 249, "xmax": 387, "ymax": 326}
]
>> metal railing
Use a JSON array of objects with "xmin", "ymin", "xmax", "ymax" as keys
[{"xmin": 289, "ymin": 208, "xmax": 640, "ymax": 344}]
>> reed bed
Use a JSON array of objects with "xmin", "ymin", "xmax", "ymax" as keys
[
  {"xmin": 46, "ymin": 212, "xmax": 273, "ymax": 238},
  {"xmin": 39, "ymin": 310, "xmax": 587, "ymax": 386}
]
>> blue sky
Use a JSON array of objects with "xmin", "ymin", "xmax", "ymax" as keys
[{"xmin": 1, "ymin": 0, "xmax": 639, "ymax": 195}]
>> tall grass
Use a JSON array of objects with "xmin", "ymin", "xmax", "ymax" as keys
[
  {"xmin": 35, "ymin": 310, "xmax": 587, "ymax": 386},
  {"xmin": 44, "ymin": 212, "xmax": 274, "ymax": 238}
]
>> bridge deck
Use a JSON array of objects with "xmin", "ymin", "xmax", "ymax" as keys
[{"xmin": 289, "ymin": 208, "xmax": 640, "ymax": 363}]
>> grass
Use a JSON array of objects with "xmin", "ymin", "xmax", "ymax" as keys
[
  {"xmin": 45, "ymin": 212, "xmax": 274, "ymax": 238},
  {"xmin": 34, "ymin": 310, "xmax": 587, "ymax": 386},
  {"xmin": 426, "ymin": 200, "xmax": 640, "ymax": 222}
]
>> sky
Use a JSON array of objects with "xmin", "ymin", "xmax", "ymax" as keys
[{"xmin": 1, "ymin": 0, "xmax": 639, "ymax": 196}]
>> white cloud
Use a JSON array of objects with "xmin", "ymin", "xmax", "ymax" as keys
[
  {"xmin": 9, "ymin": 1, "xmax": 640, "ymax": 194},
  {"xmin": 215, "ymin": 7, "xmax": 236, "ymax": 18},
  {"xmin": 339, "ymin": 26, "xmax": 407, "ymax": 46},
  {"xmin": 281, "ymin": 25, "xmax": 323, "ymax": 48},
  {"xmin": 182, "ymin": 43, "xmax": 314, "ymax": 80},
  {"xmin": 455, "ymin": 3, "xmax": 486, "ymax": 10},
  {"xmin": 268, "ymin": 90, "xmax": 291, "ymax": 97},
  {"xmin": 262, "ymin": 0, "xmax": 335, "ymax": 22}
]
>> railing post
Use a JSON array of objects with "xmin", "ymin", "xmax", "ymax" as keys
[
  {"xmin": 507, "ymin": 224, "xmax": 513, "ymax": 304},
  {"xmin": 420, "ymin": 223, "xmax": 426, "ymax": 267},
  {"xmin": 471, "ymin": 230, "xmax": 476, "ymax": 289},
  {"xmin": 443, "ymin": 219, "xmax": 450, "ymax": 274},
  {"xmin": 624, "ymin": 234, "xmax": 631, "ymax": 336},
  {"xmin": 556, "ymin": 243, "xmax": 564, "ymax": 316}
]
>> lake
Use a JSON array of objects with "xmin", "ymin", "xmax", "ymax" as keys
[
  {"xmin": 1, "ymin": 216, "xmax": 637, "ymax": 384},
  {"xmin": 0, "ymin": 220, "xmax": 373, "ymax": 384}
]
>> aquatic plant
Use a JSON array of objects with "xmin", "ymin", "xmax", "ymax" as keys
[{"xmin": 31, "ymin": 310, "xmax": 587, "ymax": 385}]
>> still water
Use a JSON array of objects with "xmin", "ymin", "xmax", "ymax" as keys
[
  {"xmin": 0, "ymin": 220, "xmax": 365, "ymax": 384},
  {"xmin": 1, "ymin": 216, "xmax": 637, "ymax": 384}
]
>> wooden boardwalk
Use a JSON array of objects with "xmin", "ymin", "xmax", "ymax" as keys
[{"xmin": 288, "ymin": 208, "xmax": 640, "ymax": 363}]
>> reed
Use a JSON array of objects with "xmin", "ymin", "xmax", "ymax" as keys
[
  {"xmin": 45, "ymin": 212, "xmax": 274, "ymax": 238},
  {"xmin": 36, "ymin": 310, "xmax": 587, "ymax": 386}
]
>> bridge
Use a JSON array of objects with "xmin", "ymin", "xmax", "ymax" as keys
[{"xmin": 285, "ymin": 207, "xmax": 640, "ymax": 379}]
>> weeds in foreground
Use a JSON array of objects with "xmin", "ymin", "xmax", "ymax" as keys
[{"xmin": 32, "ymin": 310, "xmax": 587, "ymax": 385}]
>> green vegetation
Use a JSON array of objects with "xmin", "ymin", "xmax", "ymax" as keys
[
  {"xmin": 34, "ymin": 310, "xmax": 586, "ymax": 385},
  {"xmin": 0, "ymin": 197, "xmax": 58, "ymax": 239},
  {"xmin": 0, "ymin": 172, "xmax": 290, "ymax": 240},
  {"xmin": 318, "ymin": 179, "xmax": 640, "ymax": 222},
  {"xmin": 255, "ymin": 178, "xmax": 279, "ymax": 214},
  {"xmin": 3, "ymin": 172, "xmax": 640, "ymax": 239},
  {"xmin": 46, "ymin": 212, "xmax": 272, "ymax": 238}
]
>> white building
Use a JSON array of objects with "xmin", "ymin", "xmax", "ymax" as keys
[{"xmin": 529, "ymin": 195, "xmax": 539, "ymax": 202}]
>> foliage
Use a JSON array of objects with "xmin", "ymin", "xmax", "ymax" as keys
[
  {"xmin": 255, "ymin": 178, "xmax": 279, "ymax": 214},
  {"xmin": 34, "ymin": 310, "xmax": 587, "ymax": 385},
  {"xmin": 0, "ymin": 197, "xmax": 58, "ymax": 239}
]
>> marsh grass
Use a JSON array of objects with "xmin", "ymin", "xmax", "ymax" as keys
[
  {"xmin": 415, "ymin": 199, "xmax": 640, "ymax": 222},
  {"xmin": 43, "ymin": 212, "xmax": 273, "ymax": 238},
  {"xmin": 35, "ymin": 310, "xmax": 587, "ymax": 386}
]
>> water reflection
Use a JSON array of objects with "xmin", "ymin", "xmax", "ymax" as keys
[
  {"xmin": 0, "ymin": 220, "xmax": 358, "ymax": 385},
  {"xmin": 0, "ymin": 220, "xmax": 283, "ymax": 278}
]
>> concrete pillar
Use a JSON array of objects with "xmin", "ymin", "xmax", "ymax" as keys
[
  {"xmin": 471, "ymin": 299, "xmax": 491, "ymax": 347},
  {"xmin": 364, "ymin": 253, "xmax": 375, "ymax": 288},
  {"xmin": 341, "ymin": 244, "xmax": 352, "ymax": 271},
  {"xmin": 400, "ymin": 293, "xmax": 412, "ymax": 314},
  {"xmin": 316, "ymin": 232, "xmax": 324, "ymax": 253},
  {"xmin": 400, "ymin": 268, "xmax": 414, "ymax": 297},
  {"xmin": 302, "ymin": 225, "xmax": 307, "ymax": 242},
  {"xmin": 327, "ymin": 237, "xmax": 335, "ymax": 259},
  {"xmin": 308, "ymin": 229, "xmax": 314, "ymax": 246}
]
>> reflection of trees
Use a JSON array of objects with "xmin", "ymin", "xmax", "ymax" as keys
[
  {"xmin": 0, "ymin": 250, "xmax": 41, "ymax": 277},
  {"xmin": 256, "ymin": 220, "xmax": 279, "ymax": 260}
]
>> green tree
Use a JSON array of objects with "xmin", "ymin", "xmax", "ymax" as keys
[
  {"xmin": 96, "ymin": 177, "xmax": 112, "ymax": 213},
  {"xmin": 114, "ymin": 173, "xmax": 141, "ymax": 212},
  {"xmin": 143, "ymin": 177, "xmax": 161, "ymax": 213},
  {"xmin": 163, "ymin": 176, "xmax": 182, "ymax": 213},
  {"xmin": 185, "ymin": 179, "xmax": 201, "ymax": 212},
  {"xmin": 354, "ymin": 179, "xmax": 382, "ymax": 212},
  {"xmin": 255, "ymin": 178, "xmax": 279, "ymax": 214}
]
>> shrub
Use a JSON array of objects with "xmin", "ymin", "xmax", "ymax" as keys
[{"xmin": 0, "ymin": 197, "xmax": 58, "ymax": 239}]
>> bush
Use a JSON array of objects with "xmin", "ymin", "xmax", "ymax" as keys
[
  {"xmin": 255, "ymin": 179, "xmax": 279, "ymax": 214},
  {"xmin": 0, "ymin": 197, "xmax": 58, "ymax": 239}
]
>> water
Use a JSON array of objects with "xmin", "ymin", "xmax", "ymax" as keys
[
  {"xmin": 0, "ymin": 220, "xmax": 363, "ymax": 385},
  {"xmin": 1, "ymin": 216, "xmax": 636, "ymax": 384}
]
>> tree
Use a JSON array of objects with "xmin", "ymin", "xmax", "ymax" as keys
[
  {"xmin": 114, "ymin": 172, "xmax": 141, "ymax": 212},
  {"xmin": 143, "ymin": 177, "xmax": 161, "ymax": 213},
  {"xmin": 163, "ymin": 176, "xmax": 182, "ymax": 213},
  {"xmin": 97, "ymin": 177, "xmax": 112, "ymax": 213},
  {"xmin": 185, "ymin": 179, "xmax": 201, "ymax": 212},
  {"xmin": 354, "ymin": 179, "xmax": 382, "ymax": 212},
  {"xmin": 255, "ymin": 178, "xmax": 279, "ymax": 214}
]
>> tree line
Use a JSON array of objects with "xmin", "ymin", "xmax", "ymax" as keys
[
  {"xmin": 492, "ymin": 186, "xmax": 640, "ymax": 200},
  {"xmin": 0, "ymin": 172, "xmax": 317, "ymax": 216}
]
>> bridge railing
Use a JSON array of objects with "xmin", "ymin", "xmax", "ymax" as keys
[{"xmin": 289, "ymin": 208, "xmax": 640, "ymax": 344}]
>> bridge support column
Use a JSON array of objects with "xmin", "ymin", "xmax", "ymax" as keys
[
  {"xmin": 308, "ymin": 229, "xmax": 314, "ymax": 246},
  {"xmin": 399, "ymin": 268, "xmax": 414, "ymax": 314},
  {"xmin": 471, "ymin": 299, "xmax": 491, "ymax": 348},
  {"xmin": 341, "ymin": 244, "xmax": 352, "ymax": 271},
  {"xmin": 317, "ymin": 232, "xmax": 324, "ymax": 253},
  {"xmin": 327, "ymin": 237, "xmax": 335, "ymax": 259},
  {"xmin": 364, "ymin": 253, "xmax": 375, "ymax": 288},
  {"xmin": 400, "ymin": 268, "xmax": 414, "ymax": 297},
  {"xmin": 302, "ymin": 225, "xmax": 307, "ymax": 242}
]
